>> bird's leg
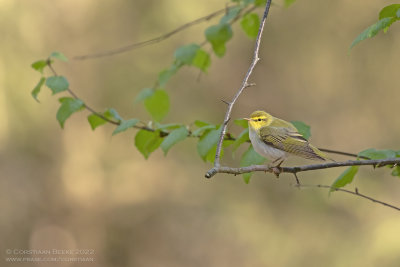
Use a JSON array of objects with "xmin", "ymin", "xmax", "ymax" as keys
[{"xmin": 272, "ymin": 158, "xmax": 284, "ymax": 166}]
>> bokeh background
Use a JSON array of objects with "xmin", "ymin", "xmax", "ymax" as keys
[{"xmin": 1, "ymin": 0, "xmax": 400, "ymax": 266}]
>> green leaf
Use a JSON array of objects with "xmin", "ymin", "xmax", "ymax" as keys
[
  {"xmin": 379, "ymin": 4, "xmax": 400, "ymax": 19},
  {"xmin": 144, "ymin": 89, "xmax": 170, "ymax": 122},
  {"xmin": 234, "ymin": 0, "xmax": 251, "ymax": 4},
  {"xmin": 220, "ymin": 6, "xmax": 241, "ymax": 24},
  {"xmin": 205, "ymin": 145, "xmax": 217, "ymax": 163},
  {"xmin": 350, "ymin": 17, "xmax": 395, "ymax": 50},
  {"xmin": 112, "ymin": 119, "xmax": 139, "ymax": 135},
  {"xmin": 174, "ymin": 44, "xmax": 200, "ymax": 65},
  {"xmin": 330, "ymin": 166, "xmax": 359, "ymax": 193},
  {"xmin": 155, "ymin": 123, "xmax": 181, "ymax": 130},
  {"xmin": 358, "ymin": 148, "xmax": 397, "ymax": 160},
  {"xmin": 205, "ymin": 144, "xmax": 224, "ymax": 163},
  {"xmin": 50, "ymin": 51, "xmax": 68, "ymax": 62},
  {"xmin": 134, "ymin": 129, "xmax": 163, "ymax": 159},
  {"xmin": 204, "ymin": 140, "xmax": 232, "ymax": 163},
  {"xmin": 235, "ymin": 0, "xmax": 261, "ymax": 6},
  {"xmin": 234, "ymin": 118, "xmax": 248, "ymax": 128},
  {"xmin": 291, "ymin": 121, "xmax": 311, "ymax": 140},
  {"xmin": 88, "ymin": 114, "xmax": 108, "ymax": 130},
  {"xmin": 87, "ymin": 109, "xmax": 121, "ymax": 130},
  {"xmin": 31, "ymin": 77, "xmax": 46, "ymax": 102},
  {"xmin": 391, "ymin": 166, "xmax": 400, "ymax": 177},
  {"xmin": 106, "ymin": 108, "xmax": 122, "ymax": 121},
  {"xmin": 194, "ymin": 120, "xmax": 211, "ymax": 127},
  {"xmin": 135, "ymin": 88, "xmax": 154, "ymax": 103},
  {"xmin": 205, "ymin": 24, "xmax": 233, "ymax": 57},
  {"xmin": 158, "ymin": 62, "xmax": 182, "ymax": 87},
  {"xmin": 233, "ymin": 128, "xmax": 249, "ymax": 151},
  {"xmin": 284, "ymin": 0, "xmax": 296, "ymax": 8},
  {"xmin": 254, "ymin": 0, "xmax": 266, "ymax": 6},
  {"xmin": 240, "ymin": 145, "xmax": 266, "ymax": 183},
  {"xmin": 174, "ymin": 44, "xmax": 211, "ymax": 72},
  {"xmin": 223, "ymin": 139, "xmax": 234, "ymax": 147},
  {"xmin": 197, "ymin": 126, "xmax": 222, "ymax": 161},
  {"xmin": 240, "ymin": 13, "xmax": 260, "ymax": 39},
  {"xmin": 192, "ymin": 49, "xmax": 211, "ymax": 72},
  {"xmin": 46, "ymin": 76, "xmax": 69, "ymax": 94},
  {"xmin": 31, "ymin": 60, "xmax": 48, "ymax": 74},
  {"xmin": 158, "ymin": 69, "xmax": 173, "ymax": 88},
  {"xmin": 192, "ymin": 125, "xmax": 217, "ymax": 137},
  {"xmin": 161, "ymin": 126, "xmax": 188, "ymax": 155},
  {"xmin": 377, "ymin": 4, "xmax": 400, "ymax": 33},
  {"xmin": 56, "ymin": 97, "xmax": 84, "ymax": 128}
]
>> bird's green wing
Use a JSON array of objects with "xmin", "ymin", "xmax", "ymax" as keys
[
  {"xmin": 269, "ymin": 117, "xmax": 298, "ymax": 131},
  {"xmin": 259, "ymin": 126, "xmax": 326, "ymax": 160}
]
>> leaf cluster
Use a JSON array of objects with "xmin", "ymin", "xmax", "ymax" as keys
[{"xmin": 350, "ymin": 4, "xmax": 400, "ymax": 49}]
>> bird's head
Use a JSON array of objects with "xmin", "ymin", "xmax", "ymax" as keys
[{"xmin": 244, "ymin": 110, "xmax": 273, "ymax": 131}]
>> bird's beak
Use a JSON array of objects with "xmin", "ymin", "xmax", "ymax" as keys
[{"xmin": 243, "ymin": 118, "xmax": 250, "ymax": 121}]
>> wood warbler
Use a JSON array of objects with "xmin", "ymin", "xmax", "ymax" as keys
[{"xmin": 244, "ymin": 110, "xmax": 329, "ymax": 166}]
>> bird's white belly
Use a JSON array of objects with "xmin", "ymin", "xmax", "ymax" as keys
[{"xmin": 249, "ymin": 128, "xmax": 287, "ymax": 160}]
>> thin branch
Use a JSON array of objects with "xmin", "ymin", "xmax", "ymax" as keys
[
  {"xmin": 296, "ymin": 184, "xmax": 400, "ymax": 212},
  {"xmin": 220, "ymin": 99, "xmax": 230, "ymax": 105},
  {"xmin": 73, "ymin": 5, "xmax": 237, "ymax": 60},
  {"xmin": 319, "ymin": 148, "xmax": 369, "ymax": 160},
  {"xmin": 205, "ymin": 158, "xmax": 400, "ymax": 178},
  {"xmin": 210, "ymin": 0, "xmax": 272, "ymax": 171}
]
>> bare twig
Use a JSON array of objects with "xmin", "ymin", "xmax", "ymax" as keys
[
  {"xmin": 220, "ymin": 99, "xmax": 230, "ymax": 105},
  {"xmin": 208, "ymin": 0, "xmax": 272, "ymax": 173},
  {"xmin": 296, "ymin": 184, "xmax": 400, "ymax": 212},
  {"xmin": 73, "ymin": 5, "xmax": 238, "ymax": 60},
  {"xmin": 205, "ymin": 158, "xmax": 400, "ymax": 178}
]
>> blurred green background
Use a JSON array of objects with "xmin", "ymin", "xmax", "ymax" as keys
[{"xmin": 1, "ymin": 0, "xmax": 400, "ymax": 266}]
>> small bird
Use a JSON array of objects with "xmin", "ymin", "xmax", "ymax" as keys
[{"xmin": 244, "ymin": 110, "xmax": 330, "ymax": 167}]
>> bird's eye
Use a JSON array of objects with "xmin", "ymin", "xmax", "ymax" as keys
[{"xmin": 257, "ymin": 118, "xmax": 262, "ymax": 121}]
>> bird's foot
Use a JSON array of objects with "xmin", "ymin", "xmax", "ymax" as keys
[
  {"xmin": 271, "ymin": 166, "xmax": 282, "ymax": 178},
  {"xmin": 268, "ymin": 160, "xmax": 283, "ymax": 178}
]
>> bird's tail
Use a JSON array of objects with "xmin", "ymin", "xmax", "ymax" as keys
[{"xmin": 311, "ymin": 145, "xmax": 336, "ymax": 162}]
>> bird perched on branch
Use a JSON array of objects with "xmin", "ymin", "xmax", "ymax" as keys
[{"xmin": 244, "ymin": 110, "xmax": 330, "ymax": 167}]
